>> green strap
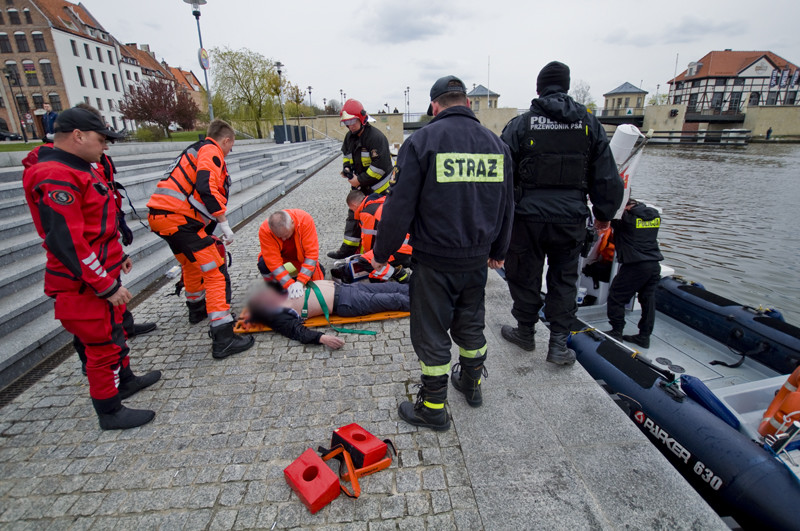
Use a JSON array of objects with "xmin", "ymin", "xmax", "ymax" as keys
[{"xmin": 304, "ymin": 281, "xmax": 377, "ymax": 336}]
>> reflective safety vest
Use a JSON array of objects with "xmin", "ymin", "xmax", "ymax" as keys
[
  {"xmin": 146, "ymin": 138, "xmax": 230, "ymax": 223},
  {"xmin": 516, "ymin": 111, "xmax": 590, "ymax": 191},
  {"xmin": 258, "ymin": 209, "xmax": 323, "ymax": 288},
  {"xmin": 355, "ymin": 194, "xmax": 411, "ymax": 257}
]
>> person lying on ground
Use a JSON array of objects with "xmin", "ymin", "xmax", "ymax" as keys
[{"xmin": 246, "ymin": 280, "xmax": 409, "ymax": 349}]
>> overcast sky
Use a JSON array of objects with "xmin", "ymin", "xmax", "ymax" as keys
[{"xmin": 82, "ymin": 0, "xmax": 799, "ymax": 114}]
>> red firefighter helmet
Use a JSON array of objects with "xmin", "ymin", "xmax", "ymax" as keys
[{"xmin": 340, "ymin": 99, "xmax": 368, "ymax": 125}]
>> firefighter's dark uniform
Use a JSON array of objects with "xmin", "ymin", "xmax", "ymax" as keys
[
  {"xmin": 374, "ymin": 104, "xmax": 513, "ymax": 424},
  {"xmin": 607, "ymin": 202, "xmax": 663, "ymax": 341},
  {"xmin": 501, "ymin": 90, "xmax": 622, "ymax": 338},
  {"xmin": 339, "ymin": 124, "xmax": 393, "ymax": 250}
]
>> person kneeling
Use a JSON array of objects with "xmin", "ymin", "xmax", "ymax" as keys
[{"xmin": 247, "ymin": 280, "xmax": 409, "ymax": 348}]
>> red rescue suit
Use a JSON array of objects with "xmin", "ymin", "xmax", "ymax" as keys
[{"xmin": 258, "ymin": 209, "xmax": 323, "ymax": 288}]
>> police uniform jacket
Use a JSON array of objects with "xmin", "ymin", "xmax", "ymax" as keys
[
  {"xmin": 373, "ymin": 105, "xmax": 514, "ymax": 270},
  {"xmin": 341, "ymin": 123, "xmax": 393, "ymax": 194},
  {"xmin": 501, "ymin": 90, "xmax": 622, "ymax": 224},
  {"xmin": 612, "ymin": 202, "xmax": 664, "ymax": 264}
]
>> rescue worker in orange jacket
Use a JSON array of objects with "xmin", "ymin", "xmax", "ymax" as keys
[
  {"xmin": 147, "ymin": 119, "xmax": 254, "ymax": 359},
  {"xmin": 258, "ymin": 209, "xmax": 324, "ymax": 297},
  {"xmin": 23, "ymin": 107, "xmax": 161, "ymax": 430},
  {"xmin": 344, "ymin": 189, "xmax": 411, "ymax": 282}
]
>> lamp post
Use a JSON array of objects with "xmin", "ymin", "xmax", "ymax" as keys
[
  {"xmin": 183, "ymin": 0, "xmax": 214, "ymax": 120},
  {"xmin": 3, "ymin": 67, "xmax": 27, "ymax": 143},
  {"xmin": 275, "ymin": 61, "xmax": 288, "ymax": 143}
]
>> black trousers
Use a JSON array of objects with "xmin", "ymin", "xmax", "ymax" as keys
[
  {"xmin": 607, "ymin": 261, "xmax": 661, "ymax": 336},
  {"xmin": 335, "ymin": 282, "xmax": 410, "ymax": 316},
  {"xmin": 410, "ymin": 261, "xmax": 488, "ymax": 373},
  {"xmin": 505, "ymin": 219, "xmax": 586, "ymax": 334}
]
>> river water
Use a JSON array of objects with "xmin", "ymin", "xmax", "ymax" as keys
[{"xmin": 632, "ymin": 143, "xmax": 800, "ymax": 324}]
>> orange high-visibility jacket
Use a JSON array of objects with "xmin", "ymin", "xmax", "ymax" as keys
[
  {"xmin": 356, "ymin": 194, "xmax": 412, "ymax": 260},
  {"xmin": 146, "ymin": 137, "xmax": 230, "ymax": 222},
  {"xmin": 259, "ymin": 209, "xmax": 323, "ymax": 287}
]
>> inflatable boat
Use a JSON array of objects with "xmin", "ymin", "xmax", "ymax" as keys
[{"xmin": 569, "ymin": 276, "xmax": 800, "ymax": 530}]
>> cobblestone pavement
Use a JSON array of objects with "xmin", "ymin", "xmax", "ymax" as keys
[{"xmin": 0, "ymin": 161, "xmax": 725, "ymax": 530}]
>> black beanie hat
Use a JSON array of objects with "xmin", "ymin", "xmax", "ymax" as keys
[{"xmin": 537, "ymin": 61, "xmax": 570, "ymax": 94}]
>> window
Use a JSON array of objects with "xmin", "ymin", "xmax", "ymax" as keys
[
  {"xmin": 112, "ymin": 73, "xmax": 119, "ymax": 91},
  {"xmin": 96, "ymin": 47, "xmax": 102, "ymax": 62},
  {"xmin": 15, "ymin": 93, "xmax": 29, "ymax": 113},
  {"xmin": 76, "ymin": 65, "xmax": 85, "ymax": 86},
  {"xmin": 0, "ymin": 34, "xmax": 11, "ymax": 53},
  {"xmin": 134, "ymin": 72, "xmax": 139, "ymax": 82},
  {"xmin": 125, "ymin": 70, "xmax": 130, "ymax": 80},
  {"xmin": 83, "ymin": 43, "xmax": 90, "ymax": 59},
  {"xmin": 32, "ymin": 32, "xmax": 46, "ymax": 52},
  {"xmin": 70, "ymin": 39, "xmax": 77, "ymax": 56},
  {"xmin": 23, "ymin": 8, "xmax": 30, "ymax": 24},
  {"xmin": 48, "ymin": 93, "xmax": 61, "ymax": 111},
  {"xmin": 8, "ymin": 9, "xmax": 20, "ymax": 25},
  {"xmin": 40, "ymin": 61, "xmax": 55, "ymax": 85},
  {"xmin": 89, "ymin": 68, "xmax": 97, "ymax": 88},
  {"xmin": 101, "ymin": 71, "xmax": 108, "ymax": 90},
  {"xmin": 14, "ymin": 32, "xmax": 28, "ymax": 52},
  {"xmin": 734, "ymin": 78, "xmax": 745, "ymax": 86},
  {"xmin": 32, "ymin": 93, "xmax": 43, "ymax": 108},
  {"xmin": 96, "ymin": 97, "xmax": 102, "ymax": 110},
  {"xmin": 787, "ymin": 92, "xmax": 797, "ymax": 105},
  {"xmin": 107, "ymin": 98, "xmax": 113, "ymax": 110},
  {"xmin": 767, "ymin": 91, "xmax": 778, "ymax": 105},
  {"xmin": 107, "ymin": 50, "xmax": 113, "ymax": 64},
  {"xmin": 715, "ymin": 78, "xmax": 727, "ymax": 86}
]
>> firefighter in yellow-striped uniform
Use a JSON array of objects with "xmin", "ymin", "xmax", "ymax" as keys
[{"xmin": 327, "ymin": 99, "xmax": 394, "ymax": 259}]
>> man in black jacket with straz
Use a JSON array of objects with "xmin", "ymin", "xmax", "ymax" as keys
[
  {"xmin": 500, "ymin": 61, "xmax": 623, "ymax": 366},
  {"xmin": 605, "ymin": 199, "xmax": 663, "ymax": 349},
  {"xmin": 372, "ymin": 75, "xmax": 514, "ymax": 431}
]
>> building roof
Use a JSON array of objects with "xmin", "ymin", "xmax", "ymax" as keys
[
  {"xmin": 124, "ymin": 44, "xmax": 173, "ymax": 79},
  {"xmin": 31, "ymin": 0, "xmax": 111, "ymax": 45},
  {"xmin": 467, "ymin": 84, "xmax": 499, "ymax": 98},
  {"xmin": 603, "ymin": 82, "xmax": 647, "ymax": 96},
  {"xmin": 669, "ymin": 50, "xmax": 799, "ymax": 83},
  {"xmin": 169, "ymin": 67, "xmax": 203, "ymax": 93}
]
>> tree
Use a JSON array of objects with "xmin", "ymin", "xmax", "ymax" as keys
[
  {"xmin": 119, "ymin": 78, "xmax": 178, "ymax": 138},
  {"xmin": 648, "ymin": 94, "xmax": 669, "ymax": 106},
  {"xmin": 174, "ymin": 89, "xmax": 200, "ymax": 131},
  {"xmin": 570, "ymin": 80, "xmax": 596, "ymax": 110},
  {"xmin": 210, "ymin": 47, "xmax": 279, "ymax": 139}
]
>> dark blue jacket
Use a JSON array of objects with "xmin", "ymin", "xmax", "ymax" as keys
[{"xmin": 373, "ymin": 105, "xmax": 514, "ymax": 270}]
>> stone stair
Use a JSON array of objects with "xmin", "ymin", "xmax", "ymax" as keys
[{"xmin": 0, "ymin": 139, "xmax": 340, "ymax": 389}]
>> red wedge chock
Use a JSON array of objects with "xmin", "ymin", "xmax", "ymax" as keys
[
  {"xmin": 331, "ymin": 423, "xmax": 387, "ymax": 469},
  {"xmin": 284, "ymin": 448, "xmax": 340, "ymax": 514}
]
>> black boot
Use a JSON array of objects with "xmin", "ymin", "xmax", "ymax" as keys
[
  {"xmin": 327, "ymin": 244, "xmax": 358, "ymax": 260},
  {"xmin": 92, "ymin": 395, "xmax": 155, "ymax": 430},
  {"xmin": 623, "ymin": 333, "xmax": 651, "ymax": 349},
  {"xmin": 547, "ymin": 332, "xmax": 576, "ymax": 366},
  {"xmin": 452, "ymin": 355, "xmax": 487, "ymax": 407},
  {"xmin": 127, "ymin": 322, "xmax": 157, "ymax": 338},
  {"xmin": 186, "ymin": 301, "xmax": 207, "ymax": 324},
  {"xmin": 604, "ymin": 327, "xmax": 624, "ymax": 341},
  {"xmin": 501, "ymin": 324, "xmax": 535, "ymax": 351},
  {"xmin": 209, "ymin": 322, "xmax": 255, "ymax": 359},
  {"xmin": 398, "ymin": 376, "xmax": 450, "ymax": 431},
  {"xmin": 118, "ymin": 366, "xmax": 162, "ymax": 400}
]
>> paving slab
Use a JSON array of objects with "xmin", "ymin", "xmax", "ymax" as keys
[{"xmin": 0, "ymin": 159, "xmax": 726, "ymax": 529}]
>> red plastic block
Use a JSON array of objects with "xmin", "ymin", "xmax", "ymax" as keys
[
  {"xmin": 284, "ymin": 448, "xmax": 340, "ymax": 513},
  {"xmin": 331, "ymin": 423, "xmax": 387, "ymax": 469}
]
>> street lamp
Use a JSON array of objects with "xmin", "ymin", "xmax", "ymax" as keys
[
  {"xmin": 183, "ymin": 0, "xmax": 214, "ymax": 120},
  {"xmin": 3, "ymin": 67, "xmax": 27, "ymax": 143},
  {"xmin": 275, "ymin": 61, "xmax": 288, "ymax": 143}
]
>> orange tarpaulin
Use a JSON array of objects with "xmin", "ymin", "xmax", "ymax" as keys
[{"xmin": 234, "ymin": 307, "xmax": 410, "ymax": 334}]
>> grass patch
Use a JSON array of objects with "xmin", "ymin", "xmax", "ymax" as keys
[{"xmin": 0, "ymin": 141, "xmax": 43, "ymax": 152}]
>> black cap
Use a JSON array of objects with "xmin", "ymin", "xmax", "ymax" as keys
[
  {"xmin": 536, "ymin": 61, "xmax": 570, "ymax": 94},
  {"xmin": 427, "ymin": 75, "xmax": 467, "ymax": 116},
  {"xmin": 54, "ymin": 107, "xmax": 125, "ymax": 140}
]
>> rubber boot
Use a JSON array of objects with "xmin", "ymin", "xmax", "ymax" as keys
[
  {"xmin": 92, "ymin": 395, "xmax": 155, "ymax": 430},
  {"xmin": 398, "ymin": 376, "xmax": 450, "ymax": 431},
  {"xmin": 501, "ymin": 324, "xmax": 536, "ymax": 351},
  {"xmin": 547, "ymin": 332, "xmax": 576, "ymax": 366},
  {"xmin": 127, "ymin": 322, "xmax": 157, "ymax": 338},
  {"xmin": 623, "ymin": 333, "xmax": 651, "ymax": 349},
  {"xmin": 604, "ymin": 327, "xmax": 624, "ymax": 342},
  {"xmin": 451, "ymin": 355, "xmax": 487, "ymax": 407},
  {"xmin": 118, "ymin": 366, "xmax": 162, "ymax": 400},
  {"xmin": 186, "ymin": 300, "xmax": 207, "ymax": 324},
  {"xmin": 327, "ymin": 244, "xmax": 358, "ymax": 260},
  {"xmin": 209, "ymin": 321, "xmax": 255, "ymax": 359}
]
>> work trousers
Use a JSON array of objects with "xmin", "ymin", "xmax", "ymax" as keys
[
  {"xmin": 505, "ymin": 219, "xmax": 586, "ymax": 334},
  {"xmin": 335, "ymin": 281, "xmax": 410, "ymax": 316},
  {"xmin": 409, "ymin": 261, "xmax": 488, "ymax": 377},
  {"xmin": 607, "ymin": 260, "xmax": 661, "ymax": 336},
  {"xmin": 148, "ymin": 213, "xmax": 230, "ymax": 326},
  {"xmin": 56, "ymin": 290, "xmax": 130, "ymax": 400}
]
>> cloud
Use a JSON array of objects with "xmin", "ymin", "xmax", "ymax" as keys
[
  {"xmin": 604, "ymin": 16, "xmax": 747, "ymax": 47},
  {"xmin": 365, "ymin": 0, "xmax": 470, "ymax": 44}
]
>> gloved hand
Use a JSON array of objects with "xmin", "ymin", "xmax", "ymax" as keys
[
  {"xmin": 287, "ymin": 281, "xmax": 305, "ymax": 299},
  {"xmin": 219, "ymin": 220, "xmax": 234, "ymax": 245},
  {"xmin": 117, "ymin": 212, "xmax": 134, "ymax": 246}
]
